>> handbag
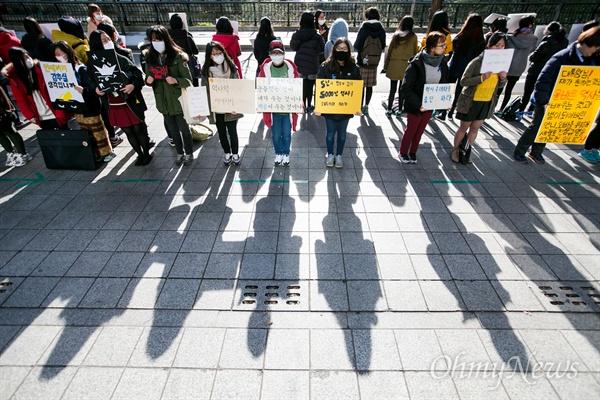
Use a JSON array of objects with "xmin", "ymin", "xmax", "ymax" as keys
[
  {"xmin": 458, "ymin": 135, "xmax": 471, "ymax": 165},
  {"xmin": 179, "ymin": 82, "xmax": 210, "ymax": 124},
  {"xmin": 190, "ymin": 123, "xmax": 214, "ymax": 141}
]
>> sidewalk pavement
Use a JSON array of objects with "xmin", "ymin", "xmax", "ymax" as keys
[{"xmin": 0, "ymin": 52, "xmax": 598, "ymax": 400}]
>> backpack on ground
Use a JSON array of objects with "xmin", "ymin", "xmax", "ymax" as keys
[
  {"xmin": 500, "ymin": 96, "xmax": 522, "ymax": 122},
  {"xmin": 360, "ymin": 35, "xmax": 383, "ymax": 66}
]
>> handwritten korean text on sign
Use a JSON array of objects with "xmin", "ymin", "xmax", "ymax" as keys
[
  {"xmin": 255, "ymin": 78, "xmax": 303, "ymax": 113},
  {"xmin": 315, "ymin": 79, "xmax": 363, "ymax": 114},
  {"xmin": 208, "ymin": 78, "xmax": 256, "ymax": 114},
  {"xmin": 40, "ymin": 62, "xmax": 85, "ymax": 111},
  {"xmin": 422, "ymin": 83, "xmax": 455, "ymax": 110}
]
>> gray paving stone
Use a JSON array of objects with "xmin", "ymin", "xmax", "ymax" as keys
[
  {"xmin": 41, "ymin": 277, "xmax": 95, "ymax": 308},
  {"xmin": 310, "ymin": 329, "xmax": 355, "ymax": 370},
  {"xmin": 456, "ymin": 280, "xmax": 505, "ymax": 311},
  {"xmin": 210, "ymin": 369, "xmax": 262, "ymax": 400},
  {"xmin": 203, "ymin": 253, "xmax": 242, "ymax": 279},
  {"xmin": 12, "ymin": 366, "xmax": 76, "ymax": 400},
  {"xmin": 491, "ymin": 281, "xmax": 546, "ymax": 311},
  {"xmin": 310, "ymin": 253, "xmax": 345, "ymax": 280},
  {"xmin": 0, "ymin": 325, "xmax": 61, "ymax": 366},
  {"xmin": 128, "ymin": 327, "xmax": 182, "ymax": 367},
  {"xmin": 239, "ymin": 253, "xmax": 275, "ymax": 279},
  {"xmin": 168, "ymin": 253, "xmax": 209, "ymax": 278},
  {"xmin": 54, "ymin": 229, "xmax": 98, "ymax": 251},
  {"xmin": 85, "ymin": 229, "xmax": 127, "ymax": 251},
  {"xmin": 0, "ymin": 250, "xmax": 49, "ymax": 276},
  {"xmin": 65, "ymin": 251, "xmax": 112, "ymax": 277},
  {"xmin": 357, "ymin": 370, "xmax": 409, "ymax": 400},
  {"xmin": 353, "ymin": 329, "xmax": 403, "ymax": 371},
  {"xmin": 508, "ymin": 254, "xmax": 557, "ymax": 280},
  {"xmin": 541, "ymin": 254, "xmax": 596, "ymax": 281},
  {"xmin": 310, "ymin": 370, "xmax": 360, "ymax": 400},
  {"xmin": 61, "ymin": 366, "xmax": 123, "ymax": 400},
  {"xmin": 340, "ymin": 232, "xmax": 375, "ymax": 254},
  {"xmin": 0, "ymin": 366, "xmax": 32, "ymax": 400},
  {"xmin": 1, "ymin": 276, "xmax": 60, "ymax": 307},
  {"xmin": 135, "ymin": 252, "xmax": 177, "ymax": 278},
  {"xmin": 149, "ymin": 230, "xmax": 186, "ymax": 253},
  {"xmin": 376, "ymin": 254, "xmax": 417, "ymax": 280},
  {"xmin": 310, "ymin": 280, "xmax": 349, "ymax": 311},
  {"xmin": 118, "ymin": 278, "xmax": 164, "ymax": 309},
  {"xmin": 0, "ymin": 325, "xmax": 20, "ymax": 352},
  {"xmin": 436, "ymin": 329, "xmax": 494, "ymax": 369},
  {"xmin": 261, "ymin": 370, "xmax": 310, "ymax": 400},
  {"xmin": 384, "ymin": 280, "xmax": 427, "ymax": 311},
  {"xmin": 518, "ymin": 330, "xmax": 588, "ymax": 372},
  {"xmin": 23, "ymin": 229, "xmax": 69, "ymax": 251},
  {"xmin": 410, "ymin": 254, "xmax": 451, "ymax": 279},
  {"xmin": 111, "ymin": 367, "xmax": 169, "ymax": 400},
  {"xmin": 161, "ymin": 369, "xmax": 215, "ymax": 400},
  {"xmin": 452, "ymin": 375, "xmax": 511, "ymax": 400},
  {"xmin": 117, "ymin": 230, "xmax": 157, "ymax": 252},
  {"xmin": 103, "ymin": 211, "xmax": 141, "ymax": 230},
  {"xmin": 275, "ymin": 253, "xmax": 310, "ymax": 280},
  {"xmin": 263, "ymin": 329, "xmax": 310, "ymax": 370},
  {"xmin": 100, "ymin": 252, "xmax": 144, "ymax": 277},
  {"xmin": 277, "ymin": 231, "xmax": 308, "ymax": 253},
  {"xmin": 404, "ymin": 371, "xmax": 460, "ymax": 400},
  {"xmin": 218, "ymin": 328, "xmax": 267, "ymax": 369},
  {"xmin": 402, "ymin": 231, "xmax": 439, "ymax": 254},
  {"xmin": 194, "ymin": 279, "xmax": 236, "ymax": 310},
  {"xmin": 561, "ymin": 330, "xmax": 600, "ymax": 372},
  {"xmin": 443, "ymin": 254, "xmax": 487, "ymax": 280},
  {"xmin": 83, "ymin": 326, "xmax": 143, "ymax": 366},
  {"xmin": 311, "ymin": 230, "xmax": 342, "ymax": 254},
  {"xmin": 476, "ymin": 254, "xmax": 524, "ymax": 280},
  {"xmin": 500, "ymin": 373, "xmax": 561, "ymax": 399},
  {"xmin": 30, "ymin": 251, "xmax": 81, "ymax": 277},
  {"xmin": 39, "ymin": 326, "xmax": 102, "ymax": 367},
  {"xmin": 156, "ymin": 278, "xmax": 200, "ymax": 309},
  {"xmin": 173, "ymin": 327, "xmax": 226, "ymax": 368},
  {"xmin": 78, "ymin": 278, "xmax": 130, "ymax": 308},
  {"xmin": 179, "ymin": 230, "xmax": 218, "ymax": 253},
  {"xmin": 419, "ymin": 280, "xmax": 466, "ymax": 311},
  {"xmin": 347, "ymin": 280, "xmax": 387, "ymax": 311}
]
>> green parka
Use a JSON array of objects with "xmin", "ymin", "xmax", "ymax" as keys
[{"xmin": 145, "ymin": 52, "xmax": 192, "ymax": 116}]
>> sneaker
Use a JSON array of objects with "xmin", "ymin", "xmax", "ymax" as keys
[
  {"xmin": 515, "ymin": 111, "xmax": 523, "ymax": 122},
  {"xmin": 149, "ymin": 139, "xmax": 156, "ymax": 149},
  {"xmin": 223, "ymin": 153, "xmax": 232, "ymax": 165},
  {"xmin": 385, "ymin": 110, "xmax": 393, "ymax": 117},
  {"xmin": 513, "ymin": 153, "xmax": 529, "ymax": 164},
  {"xmin": 527, "ymin": 152, "xmax": 545, "ymax": 164},
  {"xmin": 409, "ymin": 153, "xmax": 417, "ymax": 164},
  {"xmin": 436, "ymin": 110, "xmax": 447, "ymax": 121},
  {"xmin": 579, "ymin": 150, "xmax": 597, "ymax": 164},
  {"xmin": 274, "ymin": 154, "xmax": 282, "ymax": 166},
  {"xmin": 493, "ymin": 111, "xmax": 503, "ymax": 117},
  {"xmin": 335, "ymin": 155, "xmax": 343, "ymax": 168},
  {"xmin": 5, "ymin": 152, "xmax": 16, "ymax": 167},
  {"xmin": 361, "ymin": 106, "xmax": 369, "ymax": 115},
  {"xmin": 232, "ymin": 154, "xmax": 241, "ymax": 165},
  {"xmin": 103, "ymin": 152, "xmax": 117, "ymax": 162},
  {"xmin": 175, "ymin": 153, "xmax": 185, "ymax": 166},
  {"xmin": 282, "ymin": 154, "xmax": 290, "ymax": 166},
  {"xmin": 592, "ymin": 149, "xmax": 600, "ymax": 163},
  {"xmin": 110, "ymin": 136, "xmax": 123, "ymax": 147},
  {"xmin": 307, "ymin": 105, "xmax": 315, "ymax": 113},
  {"xmin": 326, "ymin": 153, "xmax": 334, "ymax": 167},
  {"xmin": 167, "ymin": 138, "xmax": 175, "ymax": 147},
  {"xmin": 395, "ymin": 110, "xmax": 403, "ymax": 117},
  {"xmin": 141, "ymin": 154, "xmax": 153, "ymax": 166},
  {"xmin": 12, "ymin": 153, "xmax": 26, "ymax": 167},
  {"xmin": 183, "ymin": 154, "xmax": 194, "ymax": 166},
  {"xmin": 523, "ymin": 111, "xmax": 533, "ymax": 117},
  {"xmin": 22, "ymin": 153, "xmax": 33, "ymax": 163},
  {"xmin": 399, "ymin": 153, "xmax": 411, "ymax": 164}
]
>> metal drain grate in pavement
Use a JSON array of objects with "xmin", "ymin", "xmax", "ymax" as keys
[
  {"xmin": 539, "ymin": 285, "xmax": 600, "ymax": 307},
  {"xmin": 235, "ymin": 281, "xmax": 306, "ymax": 310}
]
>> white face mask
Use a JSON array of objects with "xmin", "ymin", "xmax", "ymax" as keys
[
  {"xmin": 318, "ymin": 19, "xmax": 326, "ymax": 26},
  {"xmin": 94, "ymin": 14, "xmax": 103, "ymax": 21},
  {"xmin": 56, "ymin": 55, "xmax": 68, "ymax": 63},
  {"xmin": 103, "ymin": 41, "xmax": 114, "ymax": 50},
  {"xmin": 25, "ymin": 59, "xmax": 34, "ymax": 69},
  {"xmin": 212, "ymin": 54, "xmax": 225, "ymax": 65},
  {"xmin": 152, "ymin": 41, "xmax": 166, "ymax": 53},
  {"xmin": 270, "ymin": 54, "xmax": 284, "ymax": 65}
]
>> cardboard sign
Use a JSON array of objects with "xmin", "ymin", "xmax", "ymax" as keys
[
  {"xmin": 422, "ymin": 83, "xmax": 455, "ymax": 110},
  {"xmin": 40, "ymin": 23, "xmax": 59, "ymax": 41},
  {"xmin": 148, "ymin": 65, "xmax": 168, "ymax": 80},
  {"xmin": 484, "ymin": 13, "xmax": 506, "ymax": 25},
  {"xmin": 208, "ymin": 78, "xmax": 256, "ymax": 114},
  {"xmin": 255, "ymin": 77, "xmax": 303, "ymax": 113},
  {"xmin": 314, "ymin": 79, "xmax": 363, "ymax": 114},
  {"xmin": 480, "ymin": 49, "xmax": 514, "ymax": 73},
  {"xmin": 535, "ymin": 66, "xmax": 600, "ymax": 144},
  {"xmin": 183, "ymin": 86, "xmax": 210, "ymax": 118},
  {"xmin": 87, "ymin": 49, "xmax": 125, "ymax": 93},
  {"xmin": 40, "ymin": 62, "xmax": 85, "ymax": 111}
]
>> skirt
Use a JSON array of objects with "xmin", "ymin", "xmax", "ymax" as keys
[
  {"xmin": 359, "ymin": 66, "xmax": 377, "ymax": 88},
  {"xmin": 75, "ymin": 113, "xmax": 112, "ymax": 157},
  {"xmin": 456, "ymin": 101, "xmax": 491, "ymax": 122},
  {"xmin": 109, "ymin": 104, "xmax": 141, "ymax": 128}
]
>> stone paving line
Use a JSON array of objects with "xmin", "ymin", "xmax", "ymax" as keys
[{"xmin": 0, "ymin": 53, "xmax": 599, "ymax": 399}]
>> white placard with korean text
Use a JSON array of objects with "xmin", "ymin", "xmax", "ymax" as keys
[
  {"xmin": 255, "ymin": 78, "xmax": 303, "ymax": 113},
  {"xmin": 208, "ymin": 78, "xmax": 256, "ymax": 114},
  {"xmin": 40, "ymin": 62, "xmax": 85, "ymax": 111},
  {"xmin": 184, "ymin": 86, "xmax": 210, "ymax": 117},
  {"xmin": 421, "ymin": 83, "xmax": 456, "ymax": 110},
  {"xmin": 480, "ymin": 49, "xmax": 514, "ymax": 73}
]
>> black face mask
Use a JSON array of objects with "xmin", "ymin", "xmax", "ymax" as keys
[{"xmin": 334, "ymin": 50, "xmax": 349, "ymax": 61}]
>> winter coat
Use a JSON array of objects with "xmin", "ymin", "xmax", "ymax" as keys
[
  {"xmin": 169, "ymin": 29, "xmax": 199, "ymax": 58},
  {"xmin": 401, "ymin": 52, "xmax": 450, "ymax": 116},
  {"xmin": 384, "ymin": 31, "xmax": 418, "ymax": 81},
  {"xmin": 316, "ymin": 60, "xmax": 362, "ymax": 120},
  {"xmin": 115, "ymin": 46, "xmax": 135, "ymax": 64},
  {"xmin": 258, "ymin": 58, "xmax": 300, "ymax": 131},
  {"xmin": 354, "ymin": 20, "xmax": 386, "ymax": 67},
  {"xmin": 212, "ymin": 33, "xmax": 243, "ymax": 79},
  {"xmin": 21, "ymin": 34, "xmax": 54, "ymax": 62},
  {"xmin": 86, "ymin": 15, "xmax": 114, "ymax": 39},
  {"xmin": 2, "ymin": 61, "xmax": 72, "ymax": 126},
  {"xmin": 421, "ymin": 28, "xmax": 453, "ymax": 54},
  {"xmin": 88, "ymin": 53, "xmax": 147, "ymax": 121},
  {"xmin": 145, "ymin": 52, "xmax": 192, "ymax": 116},
  {"xmin": 290, "ymin": 28, "xmax": 325, "ymax": 75},
  {"xmin": 455, "ymin": 53, "xmax": 507, "ymax": 118},
  {"xmin": 448, "ymin": 37, "xmax": 485, "ymax": 79},
  {"xmin": 506, "ymin": 33, "xmax": 538, "ymax": 77},
  {"xmin": 325, "ymin": 19, "xmax": 351, "ymax": 60},
  {"xmin": 526, "ymin": 31, "xmax": 569, "ymax": 77},
  {"xmin": 73, "ymin": 64, "xmax": 102, "ymax": 117},
  {"xmin": 52, "ymin": 30, "xmax": 90, "ymax": 64},
  {"xmin": 253, "ymin": 34, "xmax": 277, "ymax": 70},
  {"xmin": 0, "ymin": 31, "xmax": 22, "ymax": 66},
  {"xmin": 533, "ymin": 42, "xmax": 587, "ymax": 107}
]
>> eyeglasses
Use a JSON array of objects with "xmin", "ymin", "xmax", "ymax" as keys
[{"xmin": 436, "ymin": 43, "xmax": 447, "ymax": 48}]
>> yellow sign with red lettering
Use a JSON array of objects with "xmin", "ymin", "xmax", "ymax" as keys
[
  {"xmin": 315, "ymin": 79, "xmax": 363, "ymax": 114},
  {"xmin": 535, "ymin": 66, "xmax": 600, "ymax": 144}
]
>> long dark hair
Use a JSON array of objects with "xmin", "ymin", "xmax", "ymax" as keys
[
  {"xmin": 323, "ymin": 37, "xmax": 355, "ymax": 75},
  {"xmin": 8, "ymin": 47, "xmax": 38, "ymax": 94},
  {"xmin": 314, "ymin": 10, "xmax": 327, "ymax": 30},
  {"xmin": 427, "ymin": 10, "xmax": 450, "ymax": 35},
  {"xmin": 453, "ymin": 13, "xmax": 485, "ymax": 55},
  {"xmin": 23, "ymin": 17, "xmax": 44, "ymax": 41},
  {"xmin": 257, "ymin": 17, "xmax": 274, "ymax": 39},
  {"xmin": 201, "ymin": 41, "xmax": 237, "ymax": 78},
  {"xmin": 216, "ymin": 17, "xmax": 234, "ymax": 34},
  {"xmin": 299, "ymin": 12, "xmax": 313, "ymax": 29},
  {"xmin": 52, "ymin": 41, "xmax": 81, "ymax": 68},
  {"xmin": 88, "ymin": 30, "xmax": 105, "ymax": 51},
  {"xmin": 145, "ymin": 25, "xmax": 184, "ymax": 66},
  {"xmin": 392, "ymin": 15, "xmax": 416, "ymax": 46}
]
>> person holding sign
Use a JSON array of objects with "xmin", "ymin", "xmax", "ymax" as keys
[
  {"xmin": 398, "ymin": 31, "xmax": 450, "ymax": 164},
  {"xmin": 452, "ymin": 33, "xmax": 508, "ymax": 164},
  {"xmin": 315, "ymin": 38, "xmax": 362, "ymax": 168},
  {"xmin": 258, "ymin": 40, "xmax": 300, "ymax": 167},
  {"xmin": 513, "ymin": 26, "xmax": 600, "ymax": 165},
  {"xmin": 145, "ymin": 26, "xmax": 194, "ymax": 167}
]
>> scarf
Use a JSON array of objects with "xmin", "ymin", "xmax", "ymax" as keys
[
  {"xmin": 422, "ymin": 52, "xmax": 444, "ymax": 68},
  {"xmin": 209, "ymin": 63, "xmax": 230, "ymax": 79}
]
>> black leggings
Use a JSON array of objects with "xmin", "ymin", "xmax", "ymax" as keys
[
  {"xmin": 448, "ymin": 76, "xmax": 462, "ymax": 114},
  {"xmin": 498, "ymin": 75, "xmax": 519, "ymax": 111},
  {"xmin": 388, "ymin": 80, "xmax": 399, "ymax": 111},
  {"xmin": 121, "ymin": 122, "xmax": 150, "ymax": 157},
  {"xmin": 302, "ymin": 79, "xmax": 315, "ymax": 108},
  {"xmin": 363, "ymin": 87, "xmax": 373, "ymax": 106},
  {"xmin": 519, "ymin": 73, "xmax": 536, "ymax": 112},
  {"xmin": 215, "ymin": 114, "xmax": 239, "ymax": 154},
  {"xmin": 0, "ymin": 119, "xmax": 25, "ymax": 154}
]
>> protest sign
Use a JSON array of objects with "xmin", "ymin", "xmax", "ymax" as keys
[
  {"xmin": 568, "ymin": 24, "xmax": 585, "ymax": 44},
  {"xmin": 481, "ymin": 49, "xmax": 514, "ymax": 73},
  {"xmin": 208, "ymin": 78, "xmax": 256, "ymax": 114},
  {"xmin": 255, "ymin": 78, "xmax": 303, "ymax": 113},
  {"xmin": 180, "ymin": 86, "xmax": 210, "ymax": 122},
  {"xmin": 87, "ymin": 49, "xmax": 125, "ymax": 93},
  {"xmin": 314, "ymin": 79, "xmax": 363, "ymax": 114},
  {"xmin": 40, "ymin": 62, "xmax": 85, "ymax": 111},
  {"xmin": 535, "ymin": 66, "xmax": 600, "ymax": 144},
  {"xmin": 422, "ymin": 83, "xmax": 455, "ymax": 110},
  {"xmin": 506, "ymin": 13, "xmax": 536, "ymax": 33},
  {"xmin": 147, "ymin": 64, "xmax": 169, "ymax": 80}
]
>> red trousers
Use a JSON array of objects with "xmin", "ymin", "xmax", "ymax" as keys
[{"xmin": 399, "ymin": 111, "xmax": 433, "ymax": 155}]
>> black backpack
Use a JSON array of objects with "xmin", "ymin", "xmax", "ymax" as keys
[{"xmin": 500, "ymin": 96, "xmax": 522, "ymax": 122}]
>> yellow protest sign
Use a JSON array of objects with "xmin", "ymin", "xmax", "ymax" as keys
[
  {"xmin": 535, "ymin": 66, "xmax": 600, "ymax": 144},
  {"xmin": 315, "ymin": 79, "xmax": 363, "ymax": 114}
]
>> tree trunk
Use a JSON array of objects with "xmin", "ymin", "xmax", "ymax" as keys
[{"xmin": 429, "ymin": 0, "xmax": 444, "ymax": 21}]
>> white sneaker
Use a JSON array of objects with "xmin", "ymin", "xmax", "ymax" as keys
[
  {"xmin": 223, "ymin": 153, "xmax": 232, "ymax": 165},
  {"xmin": 326, "ymin": 154, "xmax": 334, "ymax": 167},
  {"xmin": 103, "ymin": 152, "xmax": 117, "ymax": 162},
  {"xmin": 335, "ymin": 155, "xmax": 343, "ymax": 168},
  {"xmin": 22, "ymin": 153, "xmax": 32, "ymax": 162},
  {"xmin": 5, "ymin": 153, "xmax": 16, "ymax": 167},
  {"xmin": 12, "ymin": 153, "xmax": 26, "ymax": 167},
  {"xmin": 282, "ymin": 154, "xmax": 290, "ymax": 166},
  {"xmin": 274, "ymin": 154, "xmax": 282, "ymax": 166},
  {"xmin": 232, "ymin": 154, "xmax": 241, "ymax": 165}
]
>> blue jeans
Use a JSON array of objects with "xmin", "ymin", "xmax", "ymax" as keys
[
  {"xmin": 272, "ymin": 114, "xmax": 291, "ymax": 155},
  {"xmin": 325, "ymin": 117, "xmax": 349, "ymax": 156}
]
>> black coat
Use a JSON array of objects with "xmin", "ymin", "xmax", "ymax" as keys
[
  {"xmin": 168, "ymin": 28, "xmax": 199, "ymax": 57},
  {"xmin": 353, "ymin": 20, "xmax": 386, "ymax": 67},
  {"xmin": 401, "ymin": 52, "xmax": 450, "ymax": 116},
  {"xmin": 526, "ymin": 32, "xmax": 569, "ymax": 77},
  {"xmin": 316, "ymin": 60, "xmax": 362, "ymax": 120},
  {"xmin": 74, "ymin": 64, "xmax": 102, "ymax": 117},
  {"xmin": 253, "ymin": 34, "xmax": 276, "ymax": 70},
  {"xmin": 21, "ymin": 34, "xmax": 54, "ymax": 62},
  {"xmin": 290, "ymin": 28, "xmax": 325, "ymax": 75}
]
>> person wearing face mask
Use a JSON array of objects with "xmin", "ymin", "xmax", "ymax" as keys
[
  {"xmin": 212, "ymin": 17, "xmax": 243, "ymax": 79},
  {"xmin": 315, "ymin": 10, "xmax": 329, "ymax": 43},
  {"xmin": 52, "ymin": 16, "xmax": 90, "ymax": 64},
  {"xmin": 145, "ymin": 25, "xmax": 194, "ymax": 166},
  {"xmin": 53, "ymin": 41, "xmax": 115, "ymax": 162},
  {"xmin": 201, "ymin": 41, "xmax": 242, "ymax": 166},
  {"xmin": 2, "ymin": 47, "xmax": 71, "ymax": 131},
  {"xmin": 258, "ymin": 40, "xmax": 300, "ymax": 167},
  {"xmin": 87, "ymin": 3, "xmax": 114, "ymax": 39},
  {"xmin": 315, "ymin": 37, "xmax": 362, "ymax": 168},
  {"xmin": 97, "ymin": 22, "xmax": 134, "ymax": 63}
]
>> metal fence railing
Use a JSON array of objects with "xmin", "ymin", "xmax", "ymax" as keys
[{"xmin": 0, "ymin": 1, "xmax": 598, "ymax": 33}]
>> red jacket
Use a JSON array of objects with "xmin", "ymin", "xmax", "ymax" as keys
[
  {"xmin": 0, "ymin": 31, "xmax": 22, "ymax": 65},
  {"xmin": 258, "ymin": 58, "xmax": 300, "ymax": 131},
  {"xmin": 212, "ymin": 33, "xmax": 243, "ymax": 79},
  {"xmin": 2, "ymin": 61, "xmax": 72, "ymax": 126}
]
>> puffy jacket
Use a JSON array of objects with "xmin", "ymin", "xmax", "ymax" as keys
[
  {"xmin": 354, "ymin": 20, "xmax": 386, "ymax": 67},
  {"xmin": 52, "ymin": 30, "xmax": 90, "ymax": 64},
  {"xmin": 258, "ymin": 58, "xmax": 300, "ymax": 131},
  {"xmin": 290, "ymin": 28, "xmax": 325, "ymax": 75},
  {"xmin": 384, "ymin": 31, "xmax": 418, "ymax": 81},
  {"xmin": 506, "ymin": 33, "xmax": 538, "ymax": 77},
  {"xmin": 254, "ymin": 34, "xmax": 277, "ymax": 69},
  {"xmin": 325, "ymin": 19, "xmax": 351, "ymax": 60},
  {"xmin": 526, "ymin": 32, "xmax": 569, "ymax": 77},
  {"xmin": 401, "ymin": 52, "xmax": 450, "ymax": 116},
  {"xmin": 145, "ymin": 52, "xmax": 192, "ymax": 116},
  {"xmin": 0, "ymin": 30, "xmax": 22, "ymax": 65},
  {"xmin": 21, "ymin": 34, "xmax": 54, "ymax": 62},
  {"xmin": 2, "ymin": 61, "xmax": 72, "ymax": 126},
  {"xmin": 212, "ymin": 33, "xmax": 243, "ymax": 78},
  {"xmin": 316, "ymin": 60, "xmax": 362, "ymax": 120}
]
